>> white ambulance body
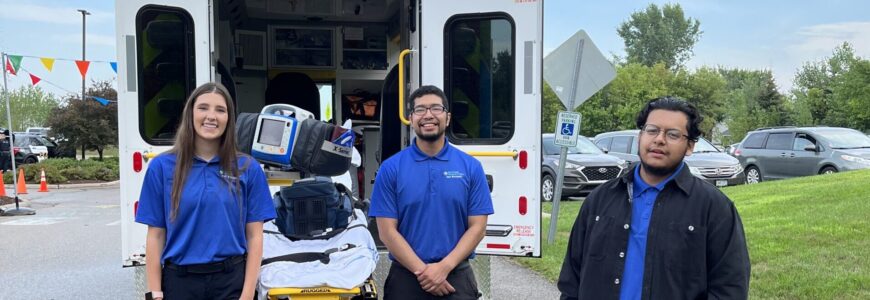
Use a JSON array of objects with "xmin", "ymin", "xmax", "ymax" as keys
[{"xmin": 117, "ymin": 0, "xmax": 543, "ymax": 271}]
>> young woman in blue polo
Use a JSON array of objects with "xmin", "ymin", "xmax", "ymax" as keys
[{"xmin": 135, "ymin": 82, "xmax": 276, "ymax": 300}]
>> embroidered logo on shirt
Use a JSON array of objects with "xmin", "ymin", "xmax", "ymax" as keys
[
  {"xmin": 443, "ymin": 171, "xmax": 465, "ymax": 179},
  {"xmin": 219, "ymin": 170, "xmax": 239, "ymax": 181}
]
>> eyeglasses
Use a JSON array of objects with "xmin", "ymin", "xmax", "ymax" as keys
[
  {"xmin": 641, "ymin": 124, "xmax": 690, "ymax": 142},
  {"xmin": 412, "ymin": 105, "xmax": 447, "ymax": 116}
]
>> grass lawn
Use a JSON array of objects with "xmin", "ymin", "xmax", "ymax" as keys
[{"xmin": 514, "ymin": 169, "xmax": 870, "ymax": 299}]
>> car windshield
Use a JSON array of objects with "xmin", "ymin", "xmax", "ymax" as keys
[
  {"xmin": 817, "ymin": 129, "xmax": 870, "ymax": 149},
  {"xmin": 544, "ymin": 136, "xmax": 603, "ymax": 155},
  {"xmin": 693, "ymin": 137, "xmax": 721, "ymax": 153},
  {"xmin": 35, "ymin": 136, "xmax": 56, "ymax": 147}
]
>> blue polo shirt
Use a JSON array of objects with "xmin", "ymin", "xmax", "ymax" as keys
[
  {"xmin": 369, "ymin": 139, "xmax": 494, "ymax": 263},
  {"xmin": 620, "ymin": 162, "xmax": 685, "ymax": 300},
  {"xmin": 135, "ymin": 153, "xmax": 276, "ymax": 265}
]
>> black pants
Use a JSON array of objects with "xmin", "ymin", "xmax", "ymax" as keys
[
  {"xmin": 0, "ymin": 154, "xmax": 10, "ymax": 172},
  {"xmin": 161, "ymin": 256, "xmax": 246, "ymax": 300},
  {"xmin": 384, "ymin": 261, "xmax": 480, "ymax": 300}
]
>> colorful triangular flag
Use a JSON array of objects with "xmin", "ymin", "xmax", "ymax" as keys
[
  {"xmin": 29, "ymin": 73, "xmax": 41, "ymax": 86},
  {"xmin": 40, "ymin": 57, "xmax": 55, "ymax": 72},
  {"xmin": 110, "ymin": 62, "xmax": 117, "ymax": 74},
  {"xmin": 7, "ymin": 55, "xmax": 22, "ymax": 73},
  {"xmin": 75, "ymin": 60, "xmax": 90, "ymax": 79},
  {"xmin": 4, "ymin": 59, "xmax": 16, "ymax": 76},
  {"xmin": 92, "ymin": 96, "xmax": 110, "ymax": 106}
]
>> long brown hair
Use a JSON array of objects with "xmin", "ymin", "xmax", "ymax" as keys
[{"xmin": 168, "ymin": 82, "xmax": 242, "ymax": 221}]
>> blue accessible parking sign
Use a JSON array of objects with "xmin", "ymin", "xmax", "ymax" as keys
[{"xmin": 554, "ymin": 111, "xmax": 581, "ymax": 147}]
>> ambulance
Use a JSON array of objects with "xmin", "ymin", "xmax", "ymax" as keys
[{"xmin": 116, "ymin": 0, "xmax": 544, "ymax": 292}]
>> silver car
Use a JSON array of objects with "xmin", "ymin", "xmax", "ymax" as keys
[
  {"xmin": 735, "ymin": 126, "xmax": 870, "ymax": 183},
  {"xmin": 541, "ymin": 134, "xmax": 628, "ymax": 201}
]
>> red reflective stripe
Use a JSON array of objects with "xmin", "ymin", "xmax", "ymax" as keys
[
  {"xmin": 486, "ymin": 243, "xmax": 511, "ymax": 249},
  {"xmin": 134, "ymin": 200, "xmax": 139, "ymax": 217},
  {"xmin": 133, "ymin": 152, "xmax": 143, "ymax": 173},
  {"xmin": 519, "ymin": 150, "xmax": 528, "ymax": 169},
  {"xmin": 519, "ymin": 196, "xmax": 528, "ymax": 215}
]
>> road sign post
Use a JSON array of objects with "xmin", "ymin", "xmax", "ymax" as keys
[{"xmin": 544, "ymin": 30, "xmax": 616, "ymax": 244}]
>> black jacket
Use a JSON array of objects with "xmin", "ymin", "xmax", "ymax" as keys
[{"xmin": 558, "ymin": 163, "xmax": 750, "ymax": 300}]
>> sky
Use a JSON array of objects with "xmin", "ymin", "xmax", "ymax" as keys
[{"xmin": 1, "ymin": 0, "xmax": 868, "ymax": 99}]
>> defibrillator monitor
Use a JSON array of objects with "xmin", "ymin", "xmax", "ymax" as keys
[{"xmin": 251, "ymin": 114, "xmax": 300, "ymax": 167}]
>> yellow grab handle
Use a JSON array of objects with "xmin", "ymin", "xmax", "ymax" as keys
[
  {"xmin": 398, "ymin": 49, "xmax": 412, "ymax": 125},
  {"xmin": 466, "ymin": 151, "xmax": 518, "ymax": 159},
  {"xmin": 143, "ymin": 152, "xmax": 158, "ymax": 159}
]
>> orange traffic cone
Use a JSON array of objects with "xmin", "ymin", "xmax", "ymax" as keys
[
  {"xmin": 0, "ymin": 171, "xmax": 6, "ymax": 197},
  {"xmin": 39, "ymin": 169, "xmax": 49, "ymax": 192},
  {"xmin": 17, "ymin": 168, "xmax": 28, "ymax": 194}
]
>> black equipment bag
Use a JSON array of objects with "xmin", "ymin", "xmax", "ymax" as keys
[
  {"xmin": 289, "ymin": 118, "xmax": 353, "ymax": 176},
  {"xmin": 272, "ymin": 177, "xmax": 355, "ymax": 240},
  {"xmin": 235, "ymin": 112, "xmax": 259, "ymax": 155}
]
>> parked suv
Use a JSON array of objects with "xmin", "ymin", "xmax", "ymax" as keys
[
  {"xmin": 735, "ymin": 126, "xmax": 870, "ymax": 183},
  {"xmin": 541, "ymin": 134, "xmax": 628, "ymax": 201},
  {"xmin": 11, "ymin": 133, "xmax": 49, "ymax": 164},
  {"xmin": 593, "ymin": 130, "xmax": 745, "ymax": 187}
]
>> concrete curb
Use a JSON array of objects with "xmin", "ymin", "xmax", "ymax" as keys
[{"xmin": 3, "ymin": 180, "xmax": 119, "ymax": 191}]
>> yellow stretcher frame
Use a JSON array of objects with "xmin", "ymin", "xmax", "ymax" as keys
[{"xmin": 267, "ymin": 278, "xmax": 377, "ymax": 300}]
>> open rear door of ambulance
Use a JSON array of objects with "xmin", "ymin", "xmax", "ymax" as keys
[
  {"xmin": 116, "ymin": 0, "xmax": 212, "ymax": 266},
  {"xmin": 418, "ymin": 0, "xmax": 543, "ymax": 257}
]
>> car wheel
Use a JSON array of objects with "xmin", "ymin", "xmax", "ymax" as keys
[
  {"xmin": 745, "ymin": 166, "xmax": 762, "ymax": 184},
  {"xmin": 24, "ymin": 156, "xmax": 37, "ymax": 164},
  {"xmin": 819, "ymin": 166, "xmax": 837, "ymax": 175},
  {"xmin": 541, "ymin": 174, "xmax": 555, "ymax": 202}
]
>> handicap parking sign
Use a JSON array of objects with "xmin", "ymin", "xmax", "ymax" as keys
[
  {"xmin": 554, "ymin": 111, "xmax": 581, "ymax": 147},
  {"xmin": 561, "ymin": 123, "xmax": 574, "ymax": 136}
]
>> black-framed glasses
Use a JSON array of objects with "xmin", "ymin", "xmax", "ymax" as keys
[
  {"xmin": 641, "ymin": 124, "xmax": 690, "ymax": 142},
  {"xmin": 412, "ymin": 105, "xmax": 447, "ymax": 116}
]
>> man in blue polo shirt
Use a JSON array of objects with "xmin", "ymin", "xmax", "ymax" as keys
[{"xmin": 370, "ymin": 85, "xmax": 494, "ymax": 300}]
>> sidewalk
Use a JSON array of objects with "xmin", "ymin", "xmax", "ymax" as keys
[
  {"xmin": 491, "ymin": 256, "xmax": 561, "ymax": 299},
  {"xmin": 0, "ymin": 180, "xmax": 119, "ymax": 214}
]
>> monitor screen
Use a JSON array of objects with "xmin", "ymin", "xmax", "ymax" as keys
[{"xmin": 257, "ymin": 118, "xmax": 285, "ymax": 147}]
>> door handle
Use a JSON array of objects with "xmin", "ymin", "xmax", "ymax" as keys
[
  {"xmin": 780, "ymin": 153, "xmax": 787, "ymax": 157},
  {"xmin": 789, "ymin": 153, "xmax": 795, "ymax": 158}
]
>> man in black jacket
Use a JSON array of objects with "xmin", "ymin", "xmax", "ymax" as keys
[{"xmin": 558, "ymin": 97, "xmax": 750, "ymax": 300}]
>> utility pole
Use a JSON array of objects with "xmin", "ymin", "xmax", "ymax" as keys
[{"xmin": 78, "ymin": 9, "xmax": 90, "ymax": 101}]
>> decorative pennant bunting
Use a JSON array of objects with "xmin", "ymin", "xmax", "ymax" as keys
[
  {"xmin": 29, "ymin": 73, "xmax": 41, "ymax": 86},
  {"xmin": 75, "ymin": 60, "xmax": 90, "ymax": 79},
  {"xmin": 40, "ymin": 57, "xmax": 55, "ymax": 72},
  {"xmin": 110, "ymin": 62, "xmax": 117, "ymax": 74},
  {"xmin": 4, "ymin": 59, "xmax": 16, "ymax": 75},
  {"xmin": 7, "ymin": 55, "xmax": 22, "ymax": 73},
  {"xmin": 92, "ymin": 96, "xmax": 110, "ymax": 106}
]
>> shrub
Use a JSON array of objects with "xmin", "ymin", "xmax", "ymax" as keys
[{"xmin": 3, "ymin": 157, "xmax": 120, "ymax": 184}]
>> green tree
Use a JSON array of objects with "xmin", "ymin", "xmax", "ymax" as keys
[
  {"xmin": 541, "ymin": 82, "xmax": 566, "ymax": 134},
  {"xmin": 0, "ymin": 85, "xmax": 60, "ymax": 131},
  {"xmin": 617, "ymin": 3, "xmax": 702, "ymax": 70},
  {"xmin": 792, "ymin": 42, "xmax": 860, "ymax": 127},
  {"xmin": 718, "ymin": 68, "xmax": 789, "ymax": 144},
  {"xmin": 669, "ymin": 66, "xmax": 727, "ymax": 137},
  {"xmin": 577, "ymin": 63, "xmax": 672, "ymax": 136},
  {"xmin": 831, "ymin": 59, "xmax": 870, "ymax": 131},
  {"xmin": 46, "ymin": 81, "xmax": 118, "ymax": 160}
]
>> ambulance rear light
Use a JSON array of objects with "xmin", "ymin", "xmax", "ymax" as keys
[
  {"xmin": 519, "ymin": 150, "xmax": 528, "ymax": 169},
  {"xmin": 134, "ymin": 200, "xmax": 139, "ymax": 217},
  {"xmin": 12, "ymin": 147, "xmax": 20, "ymax": 155},
  {"xmin": 519, "ymin": 196, "xmax": 527, "ymax": 215},
  {"xmin": 486, "ymin": 243, "xmax": 511, "ymax": 249},
  {"xmin": 133, "ymin": 152, "xmax": 143, "ymax": 172}
]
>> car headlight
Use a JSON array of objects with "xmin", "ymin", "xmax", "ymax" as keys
[
  {"xmin": 617, "ymin": 159, "xmax": 628, "ymax": 169},
  {"xmin": 554, "ymin": 161, "xmax": 580, "ymax": 169},
  {"xmin": 841, "ymin": 155, "xmax": 870, "ymax": 165},
  {"xmin": 733, "ymin": 164, "xmax": 744, "ymax": 175},
  {"xmin": 689, "ymin": 166, "xmax": 704, "ymax": 177}
]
